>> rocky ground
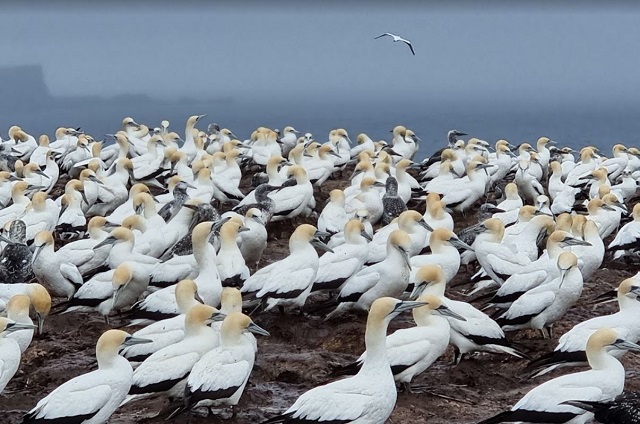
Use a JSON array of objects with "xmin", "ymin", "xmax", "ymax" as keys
[{"xmin": 1, "ymin": 169, "xmax": 639, "ymax": 424}]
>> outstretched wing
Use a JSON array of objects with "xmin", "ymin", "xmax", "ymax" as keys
[
  {"xmin": 374, "ymin": 33, "xmax": 392, "ymax": 39},
  {"xmin": 403, "ymin": 40, "xmax": 416, "ymax": 55}
]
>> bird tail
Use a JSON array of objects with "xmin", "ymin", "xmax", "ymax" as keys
[{"xmin": 327, "ymin": 361, "xmax": 361, "ymax": 378}]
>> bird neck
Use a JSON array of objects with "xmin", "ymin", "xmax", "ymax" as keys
[
  {"xmin": 360, "ymin": 317, "xmax": 390, "ymax": 374},
  {"xmin": 587, "ymin": 347, "xmax": 624, "ymax": 372}
]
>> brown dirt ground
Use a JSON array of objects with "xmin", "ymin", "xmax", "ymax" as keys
[{"xmin": 1, "ymin": 168, "xmax": 639, "ymax": 424}]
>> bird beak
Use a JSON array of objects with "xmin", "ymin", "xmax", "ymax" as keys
[
  {"xmin": 398, "ymin": 247, "xmax": 411, "ymax": 269},
  {"xmin": 561, "ymin": 236, "xmax": 591, "ymax": 247},
  {"xmin": 88, "ymin": 175, "xmax": 104, "ymax": 185},
  {"xmin": 238, "ymin": 226, "xmax": 250, "ymax": 233},
  {"xmin": 248, "ymin": 322, "xmax": 270, "ymax": 336},
  {"xmin": 194, "ymin": 291, "xmax": 204, "ymax": 304},
  {"xmin": 436, "ymin": 304, "xmax": 467, "ymax": 321},
  {"xmin": 184, "ymin": 182, "xmax": 197, "ymax": 190},
  {"xmin": 183, "ymin": 203, "xmax": 200, "ymax": 211},
  {"xmin": 123, "ymin": 336, "xmax": 153, "ymax": 346},
  {"xmin": 418, "ymin": 220, "xmax": 434, "ymax": 232},
  {"xmin": 32, "ymin": 244, "xmax": 46, "ymax": 264},
  {"xmin": 35, "ymin": 169, "xmax": 49, "ymax": 178},
  {"xmin": 410, "ymin": 283, "xmax": 427, "ymax": 300},
  {"xmin": 36, "ymin": 312, "xmax": 46, "ymax": 335},
  {"xmin": 602, "ymin": 204, "xmax": 617, "ymax": 212},
  {"xmin": 311, "ymin": 233, "xmax": 334, "ymax": 253},
  {"xmin": 212, "ymin": 216, "xmax": 232, "ymax": 233},
  {"xmin": 613, "ymin": 338, "xmax": 640, "ymax": 352},
  {"xmin": 361, "ymin": 230, "xmax": 372, "ymax": 241},
  {"xmin": 210, "ymin": 312, "xmax": 227, "ymax": 322},
  {"xmin": 392, "ymin": 300, "xmax": 427, "ymax": 314},
  {"xmin": 449, "ymin": 237, "xmax": 474, "ymax": 251},
  {"xmin": 94, "ymin": 236, "xmax": 117, "ymax": 250},
  {"xmin": 112, "ymin": 286, "xmax": 124, "ymax": 307}
]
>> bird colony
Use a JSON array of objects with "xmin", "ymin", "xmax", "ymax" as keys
[{"xmin": 0, "ymin": 118, "xmax": 638, "ymax": 424}]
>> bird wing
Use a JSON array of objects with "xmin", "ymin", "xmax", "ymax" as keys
[
  {"xmin": 403, "ymin": 40, "xmax": 416, "ymax": 55},
  {"xmin": 188, "ymin": 349, "xmax": 252, "ymax": 395},
  {"xmin": 504, "ymin": 291, "xmax": 556, "ymax": 321},
  {"xmin": 384, "ymin": 327, "xmax": 435, "ymax": 367},
  {"xmin": 515, "ymin": 380, "xmax": 603, "ymax": 412},
  {"xmin": 446, "ymin": 299, "xmax": 505, "ymax": 339},
  {"xmin": 26, "ymin": 379, "xmax": 112, "ymax": 421},
  {"xmin": 257, "ymin": 266, "xmax": 316, "ymax": 298},
  {"xmin": 60, "ymin": 263, "xmax": 84, "ymax": 288},
  {"xmin": 338, "ymin": 268, "xmax": 381, "ymax": 301},
  {"xmin": 287, "ymin": 386, "xmax": 374, "ymax": 422},
  {"xmin": 316, "ymin": 251, "xmax": 364, "ymax": 283},
  {"xmin": 133, "ymin": 350, "xmax": 200, "ymax": 387},
  {"xmin": 374, "ymin": 33, "xmax": 392, "ymax": 39}
]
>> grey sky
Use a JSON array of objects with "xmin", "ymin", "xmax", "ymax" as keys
[{"xmin": 4, "ymin": 2, "xmax": 640, "ymax": 105}]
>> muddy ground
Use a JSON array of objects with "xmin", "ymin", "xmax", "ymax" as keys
[{"xmin": 1, "ymin": 169, "xmax": 639, "ymax": 424}]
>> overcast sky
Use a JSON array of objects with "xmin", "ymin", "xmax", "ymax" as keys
[{"xmin": 4, "ymin": 1, "xmax": 640, "ymax": 105}]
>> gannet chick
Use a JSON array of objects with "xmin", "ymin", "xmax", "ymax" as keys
[
  {"xmin": 0, "ymin": 220, "xmax": 33, "ymax": 285},
  {"xmin": 317, "ymin": 189, "xmax": 348, "ymax": 235},
  {"xmin": 22, "ymin": 329, "xmax": 151, "ymax": 423},
  {"xmin": 496, "ymin": 252, "xmax": 582, "ymax": 338},
  {"xmin": 124, "ymin": 304, "xmax": 221, "ymax": 404},
  {"xmin": 215, "ymin": 219, "xmax": 250, "ymax": 288},
  {"xmin": 331, "ymin": 294, "xmax": 465, "ymax": 392},
  {"xmin": 411, "ymin": 265, "xmax": 525, "ymax": 363},
  {"xmin": 312, "ymin": 219, "xmax": 371, "ymax": 293},
  {"xmin": 526, "ymin": 274, "xmax": 640, "ymax": 377},
  {"xmin": 563, "ymin": 391, "xmax": 640, "ymax": 424},
  {"xmin": 158, "ymin": 180, "xmax": 194, "ymax": 223},
  {"xmin": 170, "ymin": 312, "xmax": 269, "ymax": 418},
  {"xmin": 479, "ymin": 328, "xmax": 640, "ymax": 424},
  {"xmin": 327, "ymin": 230, "xmax": 412, "ymax": 320},
  {"xmin": 0, "ymin": 317, "xmax": 37, "ymax": 394},
  {"xmin": 122, "ymin": 279, "xmax": 204, "ymax": 364},
  {"xmin": 242, "ymin": 224, "xmax": 331, "ymax": 312},
  {"xmin": 32, "ymin": 230, "xmax": 83, "ymax": 298},
  {"xmin": 263, "ymin": 297, "xmax": 425, "ymax": 424},
  {"xmin": 381, "ymin": 176, "xmax": 407, "ymax": 225}
]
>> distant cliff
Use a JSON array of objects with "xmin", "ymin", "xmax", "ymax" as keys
[{"xmin": 0, "ymin": 65, "xmax": 52, "ymax": 108}]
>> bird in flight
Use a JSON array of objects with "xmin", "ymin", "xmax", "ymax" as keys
[{"xmin": 374, "ymin": 33, "xmax": 415, "ymax": 55}]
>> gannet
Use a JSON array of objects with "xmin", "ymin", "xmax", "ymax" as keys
[
  {"xmin": 0, "ymin": 283, "xmax": 50, "ymax": 334},
  {"xmin": 587, "ymin": 195, "xmax": 623, "ymax": 239},
  {"xmin": 57, "ymin": 216, "xmax": 110, "ymax": 278},
  {"xmin": 344, "ymin": 176, "xmax": 385, "ymax": 223},
  {"xmin": 497, "ymin": 252, "xmax": 582, "ymax": 337},
  {"xmin": 0, "ymin": 182, "xmax": 33, "ymax": 229},
  {"xmin": 327, "ymin": 230, "xmax": 412, "ymax": 319},
  {"xmin": 268, "ymin": 165, "xmax": 315, "ymax": 222},
  {"xmin": 366, "ymin": 210, "xmax": 431, "ymax": 264},
  {"xmin": 263, "ymin": 298, "xmax": 425, "ymax": 424},
  {"xmin": 124, "ymin": 304, "xmax": 220, "ymax": 404},
  {"xmin": 350, "ymin": 133, "xmax": 375, "ymax": 158},
  {"xmin": 422, "ymin": 195, "xmax": 454, "ymax": 231},
  {"xmin": 429, "ymin": 160, "xmax": 494, "ymax": 213},
  {"xmin": 238, "ymin": 208, "xmax": 268, "ymax": 270},
  {"xmin": 526, "ymin": 274, "xmax": 640, "ymax": 377},
  {"xmin": 317, "ymin": 189, "xmax": 348, "ymax": 235},
  {"xmin": 23, "ymin": 329, "xmax": 151, "ymax": 423},
  {"xmin": 609, "ymin": 203, "xmax": 640, "ymax": 260},
  {"xmin": 86, "ymin": 157, "xmax": 133, "ymax": 217},
  {"xmin": 409, "ymin": 228, "xmax": 473, "ymax": 285},
  {"xmin": 19, "ymin": 191, "xmax": 58, "ymax": 241},
  {"xmin": 331, "ymin": 294, "xmax": 464, "ymax": 392},
  {"xmin": 242, "ymin": 224, "xmax": 331, "ymax": 312},
  {"xmin": 179, "ymin": 115, "xmax": 206, "ymax": 163},
  {"xmin": 571, "ymin": 218, "xmax": 604, "ymax": 281},
  {"xmin": 0, "ymin": 220, "xmax": 33, "ymax": 285},
  {"xmin": 215, "ymin": 219, "xmax": 250, "ymax": 288},
  {"xmin": 411, "ymin": 265, "xmax": 525, "ymax": 363},
  {"xmin": 5, "ymin": 294, "xmax": 36, "ymax": 352},
  {"xmin": 126, "ymin": 221, "xmax": 222, "ymax": 323},
  {"xmin": 158, "ymin": 180, "xmax": 194, "ymax": 223},
  {"xmin": 122, "ymin": 279, "xmax": 204, "ymax": 364},
  {"xmin": 173, "ymin": 312, "xmax": 269, "ymax": 418},
  {"xmin": 312, "ymin": 219, "xmax": 371, "ymax": 293},
  {"xmin": 565, "ymin": 147, "xmax": 598, "ymax": 186},
  {"xmin": 0, "ymin": 317, "xmax": 37, "ymax": 394},
  {"xmin": 479, "ymin": 328, "xmax": 640, "ymax": 424}
]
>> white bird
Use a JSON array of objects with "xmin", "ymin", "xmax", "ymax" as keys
[
  {"xmin": 609, "ymin": 203, "xmax": 640, "ymax": 259},
  {"xmin": 31, "ymin": 230, "xmax": 83, "ymax": 298},
  {"xmin": 238, "ymin": 208, "xmax": 268, "ymax": 270},
  {"xmin": 497, "ymin": 252, "xmax": 583, "ymax": 337},
  {"xmin": 268, "ymin": 165, "xmax": 315, "ymax": 222},
  {"xmin": 121, "ymin": 279, "xmax": 203, "ymax": 364},
  {"xmin": 317, "ymin": 189, "xmax": 349, "ymax": 235},
  {"xmin": 526, "ymin": 274, "xmax": 640, "ymax": 377},
  {"xmin": 0, "ymin": 283, "xmax": 50, "ymax": 334},
  {"xmin": 123, "ymin": 304, "xmax": 220, "ymax": 404},
  {"xmin": 374, "ymin": 32, "xmax": 416, "ymax": 55},
  {"xmin": 174, "ymin": 312, "xmax": 269, "ymax": 418},
  {"xmin": 242, "ymin": 224, "xmax": 331, "ymax": 312},
  {"xmin": 409, "ymin": 228, "xmax": 473, "ymax": 285},
  {"xmin": 327, "ymin": 230, "xmax": 412, "ymax": 319},
  {"xmin": 0, "ymin": 317, "xmax": 37, "ymax": 394},
  {"xmin": 411, "ymin": 265, "xmax": 525, "ymax": 363},
  {"xmin": 478, "ymin": 328, "xmax": 640, "ymax": 424},
  {"xmin": 57, "ymin": 216, "xmax": 111, "ymax": 277},
  {"xmin": 215, "ymin": 218, "xmax": 250, "ymax": 288},
  {"xmin": 331, "ymin": 294, "xmax": 465, "ymax": 392},
  {"xmin": 312, "ymin": 219, "xmax": 371, "ymax": 293},
  {"xmin": 366, "ymin": 210, "xmax": 431, "ymax": 264},
  {"xmin": 22, "ymin": 329, "xmax": 151, "ymax": 424},
  {"xmin": 4, "ymin": 294, "xmax": 36, "ymax": 353},
  {"xmin": 263, "ymin": 297, "xmax": 425, "ymax": 424}
]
